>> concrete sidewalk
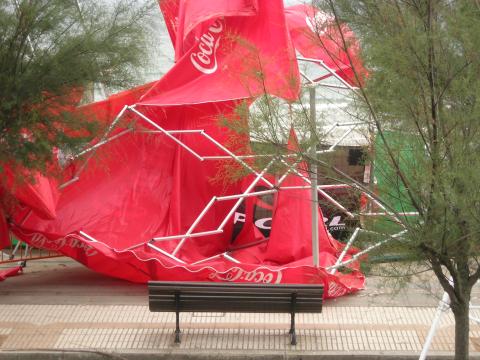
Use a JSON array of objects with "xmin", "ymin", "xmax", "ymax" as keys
[{"xmin": 1, "ymin": 258, "xmax": 480, "ymax": 359}]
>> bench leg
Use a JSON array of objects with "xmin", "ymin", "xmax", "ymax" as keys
[
  {"xmin": 290, "ymin": 311, "xmax": 297, "ymax": 345},
  {"xmin": 289, "ymin": 311, "xmax": 294, "ymax": 334},
  {"xmin": 175, "ymin": 292, "xmax": 181, "ymax": 343},
  {"xmin": 175, "ymin": 309, "xmax": 181, "ymax": 343},
  {"xmin": 290, "ymin": 293, "xmax": 297, "ymax": 345}
]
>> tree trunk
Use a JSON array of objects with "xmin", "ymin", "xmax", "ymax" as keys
[{"xmin": 451, "ymin": 299, "xmax": 470, "ymax": 360}]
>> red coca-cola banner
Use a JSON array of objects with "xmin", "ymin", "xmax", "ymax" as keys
[
  {"xmin": 3, "ymin": 2, "xmax": 366, "ymax": 298},
  {"xmin": 12, "ymin": 224, "xmax": 363, "ymax": 298},
  {"xmin": 159, "ymin": 0, "xmax": 258, "ymax": 59},
  {"xmin": 142, "ymin": 0, "xmax": 300, "ymax": 106}
]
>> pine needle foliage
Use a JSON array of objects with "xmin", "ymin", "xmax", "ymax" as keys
[{"xmin": 0, "ymin": 0, "xmax": 154, "ymax": 174}]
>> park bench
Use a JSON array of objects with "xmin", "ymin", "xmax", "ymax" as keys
[{"xmin": 148, "ymin": 281, "xmax": 324, "ymax": 345}]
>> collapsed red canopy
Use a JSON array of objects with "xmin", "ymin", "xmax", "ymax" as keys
[
  {"xmin": 6, "ymin": 0, "xmax": 365, "ymax": 298},
  {"xmin": 11, "ymin": 111, "xmax": 363, "ymax": 296},
  {"xmin": 285, "ymin": 4, "xmax": 367, "ymax": 87},
  {"xmin": 14, "ymin": 101, "xmax": 245, "ymax": 260}
]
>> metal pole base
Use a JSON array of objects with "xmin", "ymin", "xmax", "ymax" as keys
[{"xmin": 290, "ymin": 332, "xmax": 297, "ymax": 346}]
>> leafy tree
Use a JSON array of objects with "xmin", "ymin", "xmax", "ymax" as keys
[
  {"xmin": 0, "ymin": 0, "xmax": 153, "ymax": 175},
  {"xmin": 223, "ymin": 1, "xmax": 480, "ymax": 358},
  {"xmin": 314, "ymin": 1, "xmax": 480, "ymax": 359}
]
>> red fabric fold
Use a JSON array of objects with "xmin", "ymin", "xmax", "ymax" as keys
[
  {"xmin": 143, "ymin": 0, "xmax": 300, "ymax": 105},
  {"xmin": 4, "ymin": 3, "xmax": 365, "ymax": 299},
  {"xmin": 159, "ymin": 0, "xmax": 259, "ymax": 59},
  {"xmin": 285, "ymin": 4, "xmax": 367, "ymax": 87},
  {"xmin": 0, "ymin": 208, "xmax": 10, "ymax": 249},
  {"xmin": 0, "ymin": 266, "xmax": 22, "ymax": 281}
]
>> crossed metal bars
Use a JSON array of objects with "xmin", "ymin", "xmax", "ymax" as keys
[
  {"xmin": 59, "ymin": 101, "xmax": 412, "ymax": 271},
  {"xmin": 54, "ymin": 56, "xmax": 415, "ymax": 269}
]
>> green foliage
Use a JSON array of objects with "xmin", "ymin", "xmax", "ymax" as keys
[
  {"xmin": 318, "ymin": 1, "xmax": 480, "ymax": 358},
  {"xmin": 322, "ymin": 0, "xmax": 480, "ymax": 275},
  {"xmin": 0, "ymin": 0, "xmax": 154, "ymax": 174}
]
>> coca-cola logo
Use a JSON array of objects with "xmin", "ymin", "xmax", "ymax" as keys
[
  {"xmin": 26, "ymin": 232, "xmax": 98, "ymax": 257},
  {"xmin": 30, "ymin": 232, "xmax": 65, "ymax": 251},
  {"xmin": 190, "ymin": 19, "xmax": 223, "ymax": 74},
  {"xmin": 209, "ymin": 267, "xmax": 283, "ymax": 284}
]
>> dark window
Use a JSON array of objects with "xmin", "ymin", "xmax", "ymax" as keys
[{"xmin": 348, "ymin": 148, "xmax": 365, "ymax": 166}]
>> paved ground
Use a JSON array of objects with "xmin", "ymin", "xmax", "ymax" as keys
[{"xmin": 1, "ymin": 258, "xmax": 480, "ymax": 359}]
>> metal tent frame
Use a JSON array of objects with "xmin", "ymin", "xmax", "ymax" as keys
[{"xmin": 44, "ymin": 56, "xmax": 414, "ymax": 273}]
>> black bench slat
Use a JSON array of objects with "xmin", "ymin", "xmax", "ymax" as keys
[
  {"xmin": 150, "ymin": 297, "xmax": 322, "ymax": 307},
  {"xmin": 149, "ymin": 289, "xmax": 322, "ymax": 294},
  {"xmin": 164, "ymin": 304, "xmax": 321, "ymax": 313},
  {"xmin": 149, "ymin": 287, "xmax": 319, "ymax": 296},
  {"xmin": 149, "ymin": 281, "xmax": 321, "ymax": 287},
  {"xmin": 149, "ymin": 289, "xmax": 323, "ymax": 298},
  {"xmin": 150, "ymin": 292, "xmax": 323, "ymax": 303},
  {"xmin": 149, "ymin": 283, "xmax": 322, "ymax": 292},
  {"xmin": 149, "ymin": 297, "xmax": 322, "ymax": 302},
  {"xmin": 148, "ymin": 281, "xmax": 323, "ymax": 345},
  {"xmin": 151, "ymin": 303, "xmax": 322, "ymax": 313}
]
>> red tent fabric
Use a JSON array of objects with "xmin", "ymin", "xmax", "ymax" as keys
[
  {"xmin": 0, "ymin": 208, "xmax": 10, "ymax": 249},
  {"xmin": 76, "ymin": 81, "xmax": 157, "ymax": 127},
  {"xmin": 159, "ymin": 0, "xmax": 258, "ymax": 59},
  {"xmin": 141, "ymin": 0, "xmax": 300, "ymax": 106},
  {"xmin": 0, "ymin": 266, "xmax": 22, "ymax": 281},
  {"xmin": 12, "ymin": 101, "xmax": 243, "ymax": 257},
  {"xmin": 265, "ymin": 129, "xmax": 341, "ymax": 265},
  {"xmin": 9, "ymin": 100, "xmax": 364, "ymax": 297},
  {"xmin": 4, "ymin": 1, "xmax": 366, "ymax": 298},
  {"xmin": 2, "ymin": 166, "xmax": 59, "ymax": 220},
  {"xmin": 285, "ymin": 4, "xmax": 367, "ymax": 87}
]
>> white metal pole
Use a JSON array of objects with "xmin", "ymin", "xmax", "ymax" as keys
[
  {"xmin": 153, "ymin": 229, "xmax": 223, "ymax": 242},
  {"xmin": 327, "ymin": 125, "xmax": 358, "ymax": 151},
  {"xmin": 277, "ymin": 157, "xmax": 304, "ymax": 185},
  {"xmin": 200, "ymin": 131, "xmax": 275, "ymax": 188},
  {"xmin": 171, "ymin": 196, "xmax": 218, "ymax": 255},
  {"xmin": 419, "ymin": 289, "xmax": 451, "ymax": 360},
  {"xmin": 147, "ymin": 243, "xmax": 186, "ymax": 264},
  {"xmin": 330, "ymin": 227, "xmax": 360, "ymax": 275},
  {"xmin": 310, "ymin": 87, "xmax": 319, "ymax": 268},
  {"xmin": 215, "ymin": 189, "xmax": 277, "ymax": 201},
  {"xmin": 279, "ymin": 158, "xmax": 354, "ymax": 218},
  {"xmin": 79, "ymin": 231, "xmax": 99, "ymax": 242},
  {"xmin": 216, "ymin": 158, "xmax": 277, "ymax": 231},
  {"xmin": 352, "ymin": 184, "xmax": 404, "ymax": 225},
  {"xmin": 128, "ymin": 106, "xmax": 204, "ymax": 161},
  {"xmin": 296, "ymin": 57, "xmax": 358, "ymax": 91},
  {"xmin": 326, "ymin": 229, "xmax": 407, "ymax": 271},
  {"xmin": 318, "ymin": 188, "xmax": 355, "ymax": 218},
  {"xmin": 60, "ymin": 105, "xmax": 130, "ymax": 189},
  {"xmin": 74, "ymin": 128, "xmax": 132, "ymax": 158}
]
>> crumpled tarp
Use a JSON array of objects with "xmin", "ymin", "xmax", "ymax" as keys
[{"xmin": 4, "ymin": 1, "xmax": 366, "ymax": 298}]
